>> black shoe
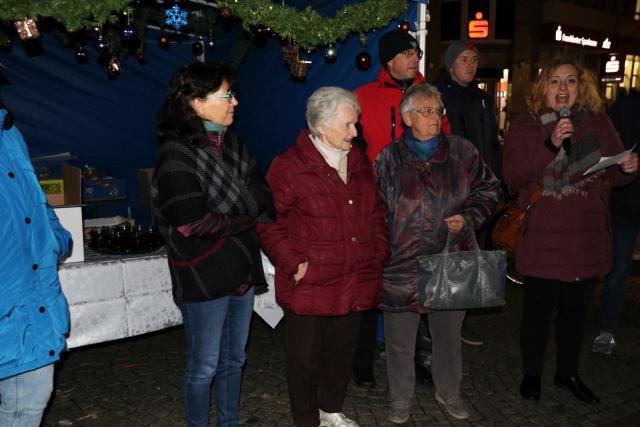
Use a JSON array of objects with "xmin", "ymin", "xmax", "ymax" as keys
[
  {"xmin": 353, "ymin": 368, "xmax": 376, "ymax": 388},
  {"xmin": 519, "ymin": 374, "xmax": 541, "ymax": 401},
  {"xmin": 554, "ymin": 374, "xmax": 600, "ymax": 404}
]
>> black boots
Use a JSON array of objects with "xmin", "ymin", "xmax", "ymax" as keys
[
  {"xmin": 554, "ymin": 375, "xmax": 601, "ymax": 404},
  {"xmin": 520, "ymin": 374, "xmax": 601, "ymax": 404}
]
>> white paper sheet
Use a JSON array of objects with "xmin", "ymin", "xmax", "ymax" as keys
[{"xmin": 583, "ymin": 143, "xmax": 636, "ymax": 175}]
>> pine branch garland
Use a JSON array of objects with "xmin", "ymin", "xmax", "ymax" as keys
[
  {"xmin": 219, "ymin": 0, "xmax": 407, "ymax": 50},
  {"xmin": 0, "ymin": 0, "xmax": 134, "ymax": 31},
  {"xmin": 0, "ymin": 0, "xmax": 408, "ymax": 51}
]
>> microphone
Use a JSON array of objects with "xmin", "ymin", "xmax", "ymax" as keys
[{"xmin": 559, "ymin": 107, "xmax": 572, "ymax": 156}]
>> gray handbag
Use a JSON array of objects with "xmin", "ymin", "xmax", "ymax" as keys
[{"xmin": 417, "ymin": 232, "xmax": 507, "ymax": 310}]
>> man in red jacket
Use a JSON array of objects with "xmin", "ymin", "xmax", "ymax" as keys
[
  {"xmin": 355, "ymin": 29, "xmax": 425, "ymax": 162},
  {"xmin": 352, "ymin": 29, "xmax": 431, "ymax": 389}
]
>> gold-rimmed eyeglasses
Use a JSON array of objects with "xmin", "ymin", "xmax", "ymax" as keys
[{"xmin": 412, "ymin": 106, "xmax": 446, "ymax": 117}]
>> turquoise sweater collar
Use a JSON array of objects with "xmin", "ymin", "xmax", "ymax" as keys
[
  {"xmin": 405, "ymin": 130, "xmax": 440, "ymax": 161},
  {"xmin": 203, "ymin": 120, "xmax": 227, "ymax": 133}
]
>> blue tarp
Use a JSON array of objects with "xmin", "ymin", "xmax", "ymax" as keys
[{"xmin": 0, "ymin": 1, "xmax": 416, "ymax": 222}]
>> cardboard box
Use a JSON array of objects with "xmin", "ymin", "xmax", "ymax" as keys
[
  {"xmin": 39, "ymin": 164, "xmax": 82, "ymax": 207},
  {"xmin": 54, "ymin": 206, "xmax": 84, "ymax": 263},
  {"xmin": 137, "ymin": 168, "xmax": 154, "ymax": 208}
]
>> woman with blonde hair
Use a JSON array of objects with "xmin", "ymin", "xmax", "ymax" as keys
[{"xmin": 503, "ymin": 58, "xmax": 638, "ymax": 404}]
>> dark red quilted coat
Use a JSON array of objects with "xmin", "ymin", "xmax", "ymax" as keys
[
  {"xmin": 258, "ymin": 129, "xmax": 389, "ymax": 315},
  {"xmin": 503, "ymin": 109, "xmax": 637, "ymax": 282}
]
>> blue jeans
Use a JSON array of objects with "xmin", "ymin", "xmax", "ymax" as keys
[
  {"xmin": 600, "ymin": 216, "xmax": 640, "ymax": 334},
  {"xmin": 0, "ymin": 364, "xmax": 54, "ymax": 427},
  {"xmin": 179, "ymin": 287, "xmax": 254, "ymax": 427}
]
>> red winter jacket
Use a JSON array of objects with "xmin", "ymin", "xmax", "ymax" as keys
[
  {"xmin": 503, "ymin": 108, "xmax": 637, "ymax": 282},
  {"xmin": 258, "ymin": 130, "xmax": 389, "ymax": 315},
  {"xmin": 355, "ymin": 68, "xmax": 425, "ymax": 162}
]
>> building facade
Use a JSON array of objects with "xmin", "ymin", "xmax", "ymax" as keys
[{"xmin": 426, "ymin": 0, "xmax": 640, "ymax": 129}]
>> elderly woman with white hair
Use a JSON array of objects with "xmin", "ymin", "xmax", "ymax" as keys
[
  {"xmin": 375, "ymin": 82, "xmax": 500, "ymax": 423},
  {"xmin": 258, "ymin": 87, "xmax": 389, "ymax": 427}
]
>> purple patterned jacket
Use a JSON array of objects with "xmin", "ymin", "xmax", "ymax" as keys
[{"xmin": 374, "ymin": 133, "xmax": 500, "ymax": 313}]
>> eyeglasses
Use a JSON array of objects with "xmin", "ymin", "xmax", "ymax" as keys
[
  {"xmin": 399, "ymin": 48, "xmax": 423, "ymax": 60},
  {"xmin": 206, "ymin": 91, "xmax": 236, "ymax": 103},
  {"xmin": 412, "ymin": 106, "xmax": 446, "ymax": 117}
]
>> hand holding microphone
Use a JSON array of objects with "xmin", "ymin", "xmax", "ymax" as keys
[{"xmin": 552, "ymin": 107, "xmax": 573, "ymax": 155}]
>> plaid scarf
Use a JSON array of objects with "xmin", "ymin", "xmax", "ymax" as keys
[
  {"xmin": 537, "ymin": 108, "xmax": 602, "ymax": 199},
  {"xmin": 154, "ymin": 133, "xmax": 259, "ymax": 218}
]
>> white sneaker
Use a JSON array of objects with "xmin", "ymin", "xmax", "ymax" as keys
[
  {"xmin": 388, "ymin": 402, "xmax": 410, "ymax": 424},
  {"xmin": 435, "ymin": 392, "xmax": 469, "ymax": 420},
  {"xmin": 318, "ymin": 409, "xmax": 359, "ymax": 427},
  {"xmin": 592, "ymin": 331, "xmax": 616, "ymax": 355}
]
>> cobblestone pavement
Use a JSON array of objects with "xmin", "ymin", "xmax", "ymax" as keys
[{"xmin": 42, "ymin": 278, "xmax": 640, "ymax": 426}]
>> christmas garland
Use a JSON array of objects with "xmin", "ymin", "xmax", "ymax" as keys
[
  {"xmin": 0, "ymin": 0, "xmax": 134, "ymax": 31},
  {"xmin": 201, "ymin": 0, "xmax": 407, "ymax": 50},
  {"xmin": 0, "ymin": 0, "xmax": 408, "ymax": 51}
]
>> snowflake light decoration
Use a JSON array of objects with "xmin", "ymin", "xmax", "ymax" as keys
[{"xmin": 165, "ymin": 5, "xmax": 189, "ymax": 30}]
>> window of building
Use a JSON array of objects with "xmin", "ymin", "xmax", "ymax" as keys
[
  {"xmin": 441, "ymin": 1, "xmax": 462, "ymax": 40},
  {"xmin": 622, "ymin": 54, "xmax": 640, "ymax": 90}
]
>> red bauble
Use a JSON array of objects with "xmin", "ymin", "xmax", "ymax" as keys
[
  {"xmin": 221, "ymin": 7, "xmax": 233, "ymax": 19},
  {"xmin": 399, "ymin": 21, "xmax": 411, "ymax": 32},
  {"xmin": 355, "ymin": 51, "xmax": 372, "ymax": 71}
]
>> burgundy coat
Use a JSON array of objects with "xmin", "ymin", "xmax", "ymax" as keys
[
  {"xmin": 503, "ymin": 109, "xmax": 637, "ymax": 282},
  {"xmin": 258, "ymin": 129, "xmax": 389, "ymax": 315}
]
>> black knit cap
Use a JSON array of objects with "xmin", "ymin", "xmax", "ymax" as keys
[{"xmin": 378, "ymin": 30, "xmax": 421, "ymax": 65}]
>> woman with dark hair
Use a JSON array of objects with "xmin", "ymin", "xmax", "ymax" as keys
[
  {"xmin": 503, "ymin": 58, "xmax": 638, "ymax": 404},
  {"xmin": 151, "ymin": 62, "xmax": 273, "ymax": 426}
]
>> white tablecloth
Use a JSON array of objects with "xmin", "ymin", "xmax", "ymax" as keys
[{"xmin": 59, "ymin": 250, "xmax": 282, "ymax": 349}]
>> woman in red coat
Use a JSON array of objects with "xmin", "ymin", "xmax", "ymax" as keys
[
  {"xmin": 503, "ymin": 58, "xmax": 638, "ymax": 404},
  {"xmin": 258, "ymin": 87, "xmax": 389, "ymax": 427}
]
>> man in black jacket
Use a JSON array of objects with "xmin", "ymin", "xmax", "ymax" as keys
[
  {"xmin": 593, "ymin": 89, "xmax": 640, "ymax": 355},
  {"xmin": 433, "ymin": 42, "xmax": 500, "ymax": 178},
  {"xmin": 434, "ymin": 42, "xmax": 501, "ymax": 346}
]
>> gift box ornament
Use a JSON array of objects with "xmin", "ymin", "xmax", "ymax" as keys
[
  {"xmin": 15, "ymin": 18, "xmax": 40, "ymax": 41},
  {"xmin": 289, "ymin": 60, "xmax": 308, "ymax": 78}
]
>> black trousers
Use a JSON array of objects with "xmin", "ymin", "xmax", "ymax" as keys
[
  {"xmin": 520, "ymin": 276, "xmax": 596, "ymax": 378},
  {"xmin": 353, "ymin": 309, "xmax": 378, "ymax": 374},
  {"xmin": 285, "ymin": 310, "xmax": 361, "ymax": 427}
]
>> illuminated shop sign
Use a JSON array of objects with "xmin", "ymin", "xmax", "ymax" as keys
[
  {"xmin": 600, "ymin": 53, "xmax": 624, "ymax": 82},
  {"xmin": 468, "ymin": 12, "xmax": 489, "ymax": 39},
  {"xmin": 555, "ymin": 25, "xmax": 612, "ymax": 50},
  {"xmin": 605, "ymin": 56, "xmax": 620, "ymax": 73}
]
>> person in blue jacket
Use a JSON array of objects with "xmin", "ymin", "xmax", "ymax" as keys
[{"xmin": 0, "ymin": 106, "xmax": 72, "ymax": 426}]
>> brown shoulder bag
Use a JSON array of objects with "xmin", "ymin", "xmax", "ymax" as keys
[{"xmin": 491, "ymin": 187, "xmax": 543, "ymax": 253}]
